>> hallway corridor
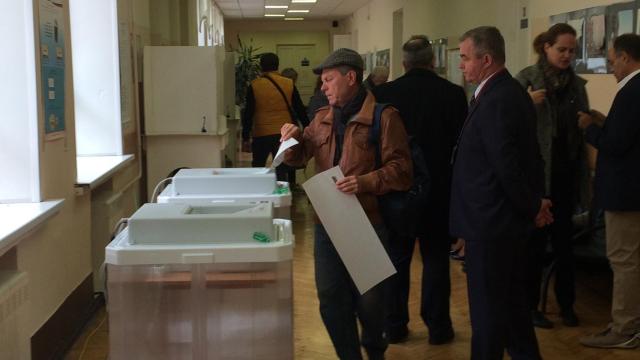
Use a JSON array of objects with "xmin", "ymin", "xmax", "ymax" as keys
[{"xmin": 65, "ymin": 189, "xmax": 637, "ymax": 359}]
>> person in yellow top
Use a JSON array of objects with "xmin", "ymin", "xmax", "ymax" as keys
[{"xmin": 242, "ymin": 53, "xmax": 308, "ymax": 180}]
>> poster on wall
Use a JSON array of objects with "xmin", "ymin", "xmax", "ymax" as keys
[
  {"xmin": 431, "ymin": 38, "xmax": 448, "ymax": 73},
  {"xmin": 586, "ymin": 7, "xmax": 607, "ymax": 73},
  {"xmin": 360, "ymin": 54, "xmax": 367, "ymax": 75},
  {"xmin": 568, "ymin": 10, "xmax": 586, "ymax": 72},
  {"xmin": 637, "ymin": 0, "xmax": 640, "ymax": 34},
  {"xmin": 605, "ymin": 2, "xmax": 636, "ymax": 55},
  {"xmin": 553, "ymin": 1, "xmax": 640, "ymax": 74},
  {"xmin": 617, "ymin": 10, "xmax": 634, "ymax": 35},
  {"xmin": 447, "ymin": 48, "xmax": 463, "ymax": 87},
  {"xmin": 367, "ymin": 53, "xmax": 374, "ymax": 75},
  {"xmin": 550, "ymin": 13, "xmax": 568, "ymax": 25},
  {"xmin": 39, "ymin": 0, "xmax": 66, "ymax": 140},
  {"xmin": 376, "ymin": 49, "xmax": 390, "ymax": 68}
]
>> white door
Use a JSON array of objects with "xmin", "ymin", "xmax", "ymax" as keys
[{"xmin": 277, "ymin": 44, "xmax": 317, "ymax": 104}]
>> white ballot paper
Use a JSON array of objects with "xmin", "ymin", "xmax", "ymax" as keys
[
  {"xmin": 302, "ymin": 166, "xmax": 396, "ymax": 294},
  {"xmin": 271, "ymin": 138, "xmax": 299, "ymax": 168}
]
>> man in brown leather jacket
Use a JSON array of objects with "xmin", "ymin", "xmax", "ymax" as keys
[{"xmin": 281, "ymin": 48, "xmax": 412, "ymax": 360}]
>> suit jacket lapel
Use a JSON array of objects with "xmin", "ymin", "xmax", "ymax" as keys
[{"xmin": 451, "ymin": 70, "xmax": 511, "ymax": 164}]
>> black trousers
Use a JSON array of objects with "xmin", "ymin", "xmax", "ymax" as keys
[
  {"xmin": 525, "ymin": 161, "xmax": 577, "ymax": 312},
  {"xmin": 251, "ymin": 134, "xmax": 287, "ymax": 181},
  {"xmin": 466, "ymin": 233, "xmax": 541, "ymax": 360},
  {"xmin": 387, "ymin": 210, "xmax": 453, "ymax": 337},
  {"xmin": 315, "ymin": 224, "xmax": 389, "ymax": 360}
]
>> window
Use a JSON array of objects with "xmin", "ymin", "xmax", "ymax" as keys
[
  {"xmin": 69, "ymin": 0, "xmax": 123, "ymax": 156},
  {"xmin": 197, "ymin": 0, "xmax": 225, "ymax": 47},
  {"xmin": 0, "ymin": 0, "xmax": 41, "ymax": 203}
]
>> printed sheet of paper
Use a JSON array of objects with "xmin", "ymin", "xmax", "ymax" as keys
[
  {"xmin": 302, "ymin": 166, "xmax": 396, "ymax": 294},
  {"xmin": 271, "ymin": 138, "xmax": 299, "ymax": 168}
]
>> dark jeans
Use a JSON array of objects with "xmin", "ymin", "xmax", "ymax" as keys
[
  {"xmin": 314, "ymin": 223, "xmax": 389, "ymax": 360},
  {"xmin": 387, "ymin": 211, "xmax": 453, "ymax": 338},
  {"xmin": 525, "ymin": 162, "xmax": 576, "ymax": 312},
  {"xmin": 466, "ymin": 234, "xmax": 541, "ymax": 360},
  {"xmin": 251, "ymin": 134, "xmax": 287, "ymax": 181}
]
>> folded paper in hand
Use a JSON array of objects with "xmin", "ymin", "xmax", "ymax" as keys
[{"xmin": 271, "ymin": 138, "xmax": 299, "ymax": 169}]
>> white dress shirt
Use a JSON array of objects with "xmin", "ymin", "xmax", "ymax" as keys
[
  {"xmin": 474, "ymin": 71, "xmax": 500, "ymax": 99},
  {"xmin": 617, "ymin": 68, "xmax": 640, "ymax": 92}
]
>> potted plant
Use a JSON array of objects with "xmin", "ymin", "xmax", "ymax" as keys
[{"xmin": 234, "ymin": 36, "xmax": 261, "ymax": 107}]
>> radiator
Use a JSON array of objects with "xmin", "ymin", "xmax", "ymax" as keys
[{"xmin": 0, "ymin": 272, "xmax": 29, "ymax": 360}]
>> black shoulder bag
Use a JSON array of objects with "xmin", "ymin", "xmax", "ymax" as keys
[{"xmin": 262, "ymin": 75, "xmax": 303, "ymax": 128}]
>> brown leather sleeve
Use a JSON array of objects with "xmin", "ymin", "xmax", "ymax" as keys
[
  {"xmin": 284, "ymin": 110, "xmax": 326, "ymax": 168},
  {"xmin": 357, "ymin": 107, "xmax": 413, "ymax": 194}
]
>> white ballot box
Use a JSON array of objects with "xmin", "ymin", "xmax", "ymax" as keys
[
  {"xmin": 157, "ymin": 168, "xmax": 292, "ymax": 219},
  {"xmin": 105, "ymin": 203, "xmax": 293, "ymax": 360}
]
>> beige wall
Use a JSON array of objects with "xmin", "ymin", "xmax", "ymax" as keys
[
  {"xmin": 10, "ymin": 1, "xmax": 142, "ymax": 356},
  {"xmin": 224, "ymin": 20, "xmax": 334, "ymax": 96},
  {"xmin": 346, "ymin": 0, "xmax": 528, "ymax": 79},
  {"xmin": 15, "ymin": 2, "xmax": 89, "ymax": 355},
  {"xmin": 347, "ymin": 0, "xmax": 620, "ymax": 112},
  {"xmin": 148, "ymin": 0, "xmax": 192, "ymax": 45},
  {"xmin": 345, "ymin": 0, "xmax": 404, "ymax": 58},
  {"xmin": 231, "ymin": 31, "xmax": 330, "ymax": 68}
]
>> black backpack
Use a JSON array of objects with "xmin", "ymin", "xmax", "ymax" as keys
[{"xmin": 369, "ymin": 103, "xmax": 431, "ymax": 238}]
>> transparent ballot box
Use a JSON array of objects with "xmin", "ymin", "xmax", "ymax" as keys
[
  {"xmin": 158, "ymin": 168, "xmax": 292, "ymax": 219},
  {"xmin": 105, "ymin": 203, "xmax": 293, "ymax": 360}
]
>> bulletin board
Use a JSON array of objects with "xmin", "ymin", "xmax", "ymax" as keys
[
  {"xmin": 431, "ymin": 38, "xmax": 448, "ymax": 75},
  {"xmin": 376, "ymin": 49, "xmax": 390, "ymax": 68},
  {"xmin": 38, "ymin": 0, "xmax": 66, "ymax": 140},
  {"xmin": 550, "ymin": 0, "xmax": 640, "ymax": 74}
]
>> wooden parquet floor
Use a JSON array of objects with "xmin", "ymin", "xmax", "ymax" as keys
[
  {"xmin": 66, "ymin": 189, "xmax": 639, "ymax": 359},
  {"xmin": 287, "ymin": 191, "xmax": 638, "ymax": 360}
]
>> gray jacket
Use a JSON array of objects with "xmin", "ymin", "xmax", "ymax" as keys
[{"xmin": 515, "ymin": 64, "xmax": 589, "ymax": 203}]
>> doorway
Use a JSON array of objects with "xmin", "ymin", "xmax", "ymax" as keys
[
  {"xmin": 392, "ymin": 9, "xmax": 404, "ymax": 80},
  {"xmin": 276, "ymin": 44, "xmax": 317, "ymax": 104}
]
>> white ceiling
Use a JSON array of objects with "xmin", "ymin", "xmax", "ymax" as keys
[{"xmin": 215, "ymin": 0, "xmax": 371, "ymax": 20}]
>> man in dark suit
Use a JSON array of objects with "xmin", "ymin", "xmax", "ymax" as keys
[
  {"xmin": 449, "ymin": 26, "xmax": 552, "ymax": 359},
  {"xmin": 578, "ymin": 33, "xmax": 640, "ymax": 349},
  {"xmin": 373, "ymin": 35, "xmax": 467, "ymax": 345}
]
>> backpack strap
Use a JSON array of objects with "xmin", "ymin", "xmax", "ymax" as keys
[{"xmin": 369, "ymin": 103, "xmax": 390, "ymax": 169}]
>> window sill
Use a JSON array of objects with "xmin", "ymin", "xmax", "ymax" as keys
[
  {"xmin": 76, "ymin": 154, "xmax": 134, "ymax": 189},
  {"xmin": 0, "ymin": 199, "xmax": 65, "ymax": 257}
]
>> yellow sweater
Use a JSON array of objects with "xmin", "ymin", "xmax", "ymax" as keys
[{"xmin": 251, "ymin": 72, "xmax": 294, "ymax": 137}]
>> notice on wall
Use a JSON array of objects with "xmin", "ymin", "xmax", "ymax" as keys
[
  {"xmin": 553, "ymin": 1, "xmax": 640, "ymax": 74},
  {"xmin": 617, "ymin": 10, "xmax": 634, "ymax": 35},
  {"xmin": 376, "ymin": 49, "xmax": 390, "ymax": 68},
  {"xmin": 302, "ymin": 166, "xmax": 396, "ymax": 294},
  {"xmin": 39, "ymin": 0, "xmax": 66, "ymax": 140}
]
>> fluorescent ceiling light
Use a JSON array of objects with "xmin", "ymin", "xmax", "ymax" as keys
[
  {"xmin": 285, "ymin": 17, "xmax": 305, "ymax": 21},
  {"xmin": 265, "ymin": 5, "xmax": 288, "ymax": 9},
  {"xmin": 287, "ymin": 9, "xmax": 309, "ymax": 13},
  {"xmin": 265, "ymin": 14, "xmax": 286, "ymax": 17},
  {"xmin": 291, "ymin": 0, "xmax": 317, "ymax": 3}
]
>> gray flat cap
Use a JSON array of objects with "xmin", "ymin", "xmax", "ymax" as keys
[{"xmin": 313, "ymin": 48, "xmax": 363, "ymax": 74}]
